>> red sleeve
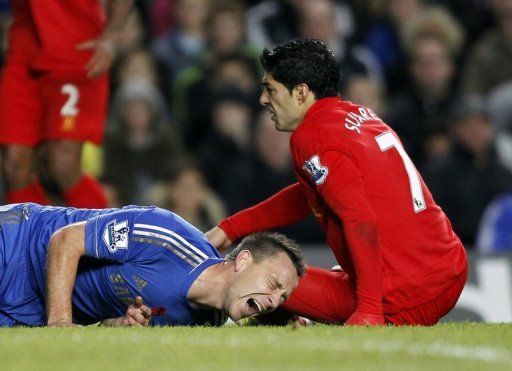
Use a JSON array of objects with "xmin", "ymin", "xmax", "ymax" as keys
[
  {"xmin": 317, "ymin": 151, "xmax": 383, "ymax": 315},
  {"xmin": 219, "ymin": 182, "xmax": 312, "ymax": 241}
]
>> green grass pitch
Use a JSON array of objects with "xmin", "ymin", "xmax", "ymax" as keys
[{"xmin": 1, "ymin": 323, "xmax": 511, "ymax": 370}]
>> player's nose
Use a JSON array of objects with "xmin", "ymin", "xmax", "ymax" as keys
[{"xmin": 259, "ymin": 90, "xmax": 269, "ymax": 106}]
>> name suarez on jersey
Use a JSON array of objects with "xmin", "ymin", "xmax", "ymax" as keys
[{"xmin": 344, "ymin": 107, "xmax": 381, "ymax": 134}]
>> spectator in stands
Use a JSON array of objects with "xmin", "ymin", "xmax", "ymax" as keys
[
  {"xmin": 112, "ymin": 48, "xmax": 163, "ymax": 102},
  {"xmin": 173, "ymin": 52, "xmax": 261, "ymax": 151},
  {"xmin": 459, "ymin": 0, "xmax": 512, "ymax": 95},
  {"xmin": 152, "ymin": 0, "xmax": 209, "ymax": 92},
  {"xmin": 296, "ymin": 0, "xmax": 381, "ymax": 89},
  {"xmin": 144, "ymin": 158, "xmax": 227, "ymax": 232},
  {"xmin": 364, "ymin": 0, "xmax": 426, "ymax": 92},
  {"xmin": 246, "ymin": 0, "xmax": 301, "ymax": 48},
  {"xmin": 217, "ymin": 109, "xmax": 324, "ymax": 243},
  {"xmin": 198, "ymin": 87, "xmax": 255, "ymax": 192},
  {"xmin": 343, "ymin": 75, "xmax": 388, "ymax": 117},
  {"xmin": 103, "ymin": 80, "xmax": 185, "ymax": 205},
  {"xmin": 424, "ymin": 96, "xmax": 512, "ymax": 247},
  {"xmin": 171, "ymin": 1, "xmax": 261, "ymax": 149},
  {"xmin": 386, "ymin": 7, "xmax": 465, "ymax": 168}
]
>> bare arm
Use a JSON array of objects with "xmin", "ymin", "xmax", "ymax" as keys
[{"xmin": 46, "ymin": 223, "xmax": 87, "ymax": 327}]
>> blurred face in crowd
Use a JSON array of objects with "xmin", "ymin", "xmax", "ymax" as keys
[
  {"xmin": 225, "ymin": 251, "xmax": 299, "ymax": 320},
  {"xmin": 389, "ymin": 0, "xmax": 423, "ymax": 25},
  {"xmin": 298, "ymin": 0, "xmax": 337, "ymax": 42},
  {"xmin": 167, "ymin": 168, "xmax": 207, "ymax": 215},
  {"xmin": 260, "ymin": 73, "xmax": 305, "ymax": 132},
  {"xmin": 122, "ymin": 99, "xmax": 153, "ymax": 134},
  {"xmin": 454, "ymin": 115, "xmax": 494, "ymax": 156},
  {"xmin": 176, "ymin": 0, "xmax": 209, "ymax": 33},
  {"xmin": 344, "ymin": 76, "xmax": 386, "ymax": 117},
  {"xmin": 118, "ymin": 50, "xmax": 158, "ymax": 85},
  {"xmin": 410, "ymin": 36, "xmax": 454, "ymax": 97},
  {"xmin": 213, "ymin": 60, "xmax": 257, "ymax": 94},
  {"xmin": 212, "ymin": 100, "xmax": 252, "ymax": 148},
  {"xmin": 254, "ymin": 110, "xmax": 291, "ymax": 172},
  {"xmin": 209, "ymin": 10, "xmax": 245, "ymax": 55}
]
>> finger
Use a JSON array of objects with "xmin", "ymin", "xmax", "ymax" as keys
[
  {"xmin": 127, "ymin": 308, "xmax": 146, "ymax": 323},
  {"xmin": 140, "ymin": 305, "xmax": 152, "ymax": 319},
  {"xmin": 130, "ymin": 311, "xmax": 147, "ymax": 325},
  {"xmin": 128, "ymin": 317, "xmax": 142, "ymax": 327},
  {"xmin": 88, "ymin": 56, "xmax": 112, "ymax": 78},
  {"xmin": 134, "ymin": 296, "xmax": 144, "ymax": 307},
  {"xmin": 76, "ymin": 40, "xmax": 96, "ymax": 50}
]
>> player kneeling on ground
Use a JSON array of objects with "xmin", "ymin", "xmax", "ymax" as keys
[{"xmin": 0, "ymin": 203, "xmax": 303, "ymax": 327}]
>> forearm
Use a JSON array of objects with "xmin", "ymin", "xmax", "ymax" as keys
[
  {"xmin": 343, "ymin": 218, "xmax": 383, "ymax": 314},
  {"xmin": 219, "ymin": 182, "xmax": 311, "ymax": 241},
  {"xmin": 105, "ymin": 0, "xmax": 134, "ymax": 35},
  {"xmin": 99, "ymin": 317, "xmax": 124, "ymax": 327},
  {"xmin": 46, "ymin": 225, "xmax": 86, "ymax": 326}
]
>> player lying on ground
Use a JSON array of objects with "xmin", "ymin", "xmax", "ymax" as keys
[
  {"xmin": 207, "ymin": 38, "xmax": 468, "ymax": 326},
  {"xmin": 0, "ymin": 203, "xmax": 303, "ymax": 327}
]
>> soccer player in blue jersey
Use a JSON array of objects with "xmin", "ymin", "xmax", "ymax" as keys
[{"xmin": 0, "ymin": 203, "xmax": 304, "ymax": 327}]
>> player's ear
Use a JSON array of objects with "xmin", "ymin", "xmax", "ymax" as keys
[
  {"xmin": 294, "ymin": 83, "xmax": 310, "ymax": 104},
  {"xmin": 234, "ymin": 250, "xmax": 253, "ymax": 272}
]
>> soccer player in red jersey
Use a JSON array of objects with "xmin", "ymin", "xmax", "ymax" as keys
[
  {"xmin": 0, "ymin": 0, "xmax": 133, "ymax": 207},
  {"xmin": 207, "ymin": 38, "xmax": 468, "ymax": 326}
]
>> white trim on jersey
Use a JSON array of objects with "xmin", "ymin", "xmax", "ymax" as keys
[
  {"xmin": 134, "ymin": 224, "xmax": 209, "ymax": 259},
  {"xmin": 132, "ymin": 226, "xmax": 207, "ymax": 265}
]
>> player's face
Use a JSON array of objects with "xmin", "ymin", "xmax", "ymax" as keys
[
  {"xmin": 260, "ymin": 73, "xmax": 304, "ymax": 132},
  {"xmin": 226, "ymin": 252, "xmax": 299, "ymax": 321}
]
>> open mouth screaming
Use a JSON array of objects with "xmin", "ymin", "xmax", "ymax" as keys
[{"xmin": 247, "ymin": 298, "xmax": 264, "ymax": 315}]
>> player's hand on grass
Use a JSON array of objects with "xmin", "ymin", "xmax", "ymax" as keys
[
  {"xmin": 101, "ymin": 296, "xmax": 151, "ymax": 327},
  {"xmin": 205, "ymin": 226, "xmax": 232, "ymax": 252},
  {"xmin": 122, "ymin": 296, "xmax": 151, "ymax": 327},
  {"xmin": 345, "ymin": 311, "xmax": 385, "ymax": 326},
  {"xmin": 77, "ymin": 31, "xmax": 117, "ymax": 78}
]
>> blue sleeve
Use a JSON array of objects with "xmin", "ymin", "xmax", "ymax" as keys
[{"xmin": 84, "ymin": 207, "xmax": 159, "ymax": 263}]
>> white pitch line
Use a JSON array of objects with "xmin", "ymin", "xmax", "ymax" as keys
[{"xmin": 163, "ymin": 336, "xmax": 512, "ymax": 365}]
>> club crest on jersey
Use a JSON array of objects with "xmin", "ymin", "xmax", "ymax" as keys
[
  {"xmin": 303, "ymin": 155, "xmax": 328, "ymax": 185},
  {"xmin": 103, "ymin": 219, "xmax": 130, "ymax": 253}
]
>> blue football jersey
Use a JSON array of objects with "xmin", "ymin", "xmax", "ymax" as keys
[{"xmin": 0, "ymin": 203, "xmax": 226, "ymax": 327}]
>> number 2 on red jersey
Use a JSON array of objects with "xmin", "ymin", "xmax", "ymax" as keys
[{"xmin": 375, "ymin": 132, "xmax": 426, "ymax": 213}]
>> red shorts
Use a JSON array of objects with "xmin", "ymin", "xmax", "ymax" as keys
[
  {"xmin": 282, "ymin": 264, "xmax": 467, "ymax": 326},
  {"xmin": 0, "ymin": 63, "xmax": 108, "ymax": 146}
]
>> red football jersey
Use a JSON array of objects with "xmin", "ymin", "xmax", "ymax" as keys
[
  {"xmin": 289, "ymin": 97, "xmax": 466, "ymax": 313},
  {"xmin": 220, "ymin": 97, "xmax": 467, "ymax": 315},
  {"xmin": 8, "ymin": 0, "xmax": 105, "ymax": 73}
]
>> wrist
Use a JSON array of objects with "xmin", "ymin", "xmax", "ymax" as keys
[{"xmin": 47, "ymin": 318, "xmax": 73, "ymax": 327}]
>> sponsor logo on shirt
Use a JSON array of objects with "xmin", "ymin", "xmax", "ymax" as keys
[
  {"xmin": 103, "ymin": 219, "xmax": 130, "ymax": 253},
  {"xmin": 303, "ymin": 155, "xmax": 328, "ymax": 185}
]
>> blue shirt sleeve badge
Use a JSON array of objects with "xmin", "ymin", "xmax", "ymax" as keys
[{"xmin": 103, "ymin": 219, "xmax": 130, "ymax": 253}]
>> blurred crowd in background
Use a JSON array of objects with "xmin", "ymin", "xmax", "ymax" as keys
[{"xmin": 1, "ymin": 0, "xmax": 512, "ymax": 251}]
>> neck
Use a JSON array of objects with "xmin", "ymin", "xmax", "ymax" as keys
[{"xmin": 187, "ymin": 262, "xmax": 230, "ymax": 310}]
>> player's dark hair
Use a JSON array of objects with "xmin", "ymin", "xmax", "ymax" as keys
[
  {"xmin": 260, "ymin": 38, "xmax": 341, "ymax": 98},
  {"xmin": 226, "ymin": 232, "xmax": 306, "ymax": 277}
]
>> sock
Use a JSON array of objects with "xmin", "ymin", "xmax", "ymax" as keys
[
  {"xmin": 281, "ymin": 265, "xmax": 357, "ymax": 324},
  {"xmin": 5, "ymin": 180, "xmax": 50, "ymax": 205},
  {"xmin": 63, "ymin": 174, "xmax": 108, "ymax": 208}
]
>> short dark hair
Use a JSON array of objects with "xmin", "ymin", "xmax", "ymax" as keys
[
  {"xmin": 260, "ymin": 38, "xmax": 341, "ymax": 99},
  {"xmin": 226, "ymin": 232, "xmax": 306, "ymax": 277}
]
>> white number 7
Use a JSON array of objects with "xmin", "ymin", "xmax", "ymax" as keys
[{"xmin": 375, "ymin": 132, "xmax": 426, "ymax": 213}]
